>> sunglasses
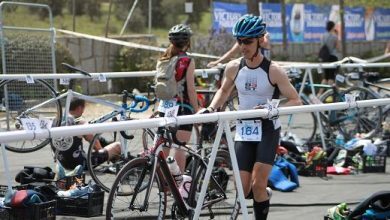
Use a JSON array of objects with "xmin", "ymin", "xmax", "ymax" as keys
[{"xmin": 237, "ymin": 38, "xmax": 255, "ymax": 45}]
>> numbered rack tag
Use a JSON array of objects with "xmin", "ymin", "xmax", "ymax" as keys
[
  {"xmin": 25, "ymin": 75, "xmax": 34, "ymax": 84},
  {"xmin": 267, "ymin": 99, "xmax": 280, "ymax": 109},
  {"xmin": 38, "ymin": 117, "xmax": 53, "ymax": 130},
  {"xmin": 345, "ymin": 94, "xmax": 357, "ymax": 108},
  {"xmin": 201, "ymin": 70, "xmax": 208, "ymax": 78},
  {"xmin": 20, "ymin": 118, "xmax": 53, "ymax": 132},
  {"xmin": 235, "ymin": 120, "xmax": 262, "ymax": 142},
  {"xmin": 98, "ymin": 73, "xmax": 107, "ymax": 82},
  {"xmin": 60, "ymin": 78, "xmax": 70, "ymax": 85},
  {"xmin": 335, "ymin": 74, "xmax": 345, "ymax": 83}
]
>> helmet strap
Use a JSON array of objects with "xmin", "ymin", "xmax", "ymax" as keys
[{"xmin": 250, "ymin": 39, "xmax": 260, "ymax": 62}]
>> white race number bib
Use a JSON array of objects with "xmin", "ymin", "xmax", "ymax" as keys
[
  {"xmin": 235, "ymin": 120, "xmax": 262, "ymax": 142},
  {"xmin": 157, "ymin": 99, "xmax": 177, "ymax": 113}
]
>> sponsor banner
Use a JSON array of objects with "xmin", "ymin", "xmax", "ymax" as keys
[
  {"xmin": 259, "ymin": 3, "xmax": 283, "ymax": 42},
  {"xmin": 344, "ymin": 6, "xmax": 366, "ymax": 41},
  {"xmin": 286, "ymin": 3, "xmax": 305, "ymax": 42},
  {"xmin": 372, "ymin": 8, "xmax": 390, "ymax": 40},
  {"xmin": 212, "ymin": 1, "xmax": 247, "ymax": 34},
  {"xmin": 303, "ymin": 4, "xmax": 331, "ymax": 42}
]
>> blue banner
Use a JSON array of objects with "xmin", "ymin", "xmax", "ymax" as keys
[
  {"xmin": 285, "ymin": 4, "xmax": 304, "ymax": 42},
  {"xmin": 259, "ymin": 3, "xmax": 283, "ymax": 42},
  {"xmin": 372, "ymin": 8, "xmax": 390, "ymax": 40},
  {"xmin": 212, "ymin": 2, "xmax": 247, "ymax": 35},
  {"xmin": 344, "ymin": 7, "xmax": 366, "ymax": 41},
  {"xmin": 304, "ymin": 4, "xmax": 331, "ymax": 42}
]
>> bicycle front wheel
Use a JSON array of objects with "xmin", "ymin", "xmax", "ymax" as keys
[
  {"xmin": 187, "ymin": 150, "xmax": 237, "ymax": 219},
  {"xmin": 0, "ymin": 79, "xmax": 61, "ymax": 153},
  {"xmin": 339, "ymin": 87, "xmax": 382, "ymax": 139},
  {"xmin": 106, "ymin": 157, "xmax": 167, "ymax": 220},
  {"xmin": 87, "ymin": 132, "xmax": 123, "ymax": 193},
  {"xmin": 279, "ymin": 95, "xmax": 317, "ymax": 144},
  {"xmin": 320, "ymin": 87, "xmax": 382, "ymax": 139}
]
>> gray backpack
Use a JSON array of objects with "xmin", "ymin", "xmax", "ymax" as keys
[{"xmin": 154, "ymin": 55, "xmax": 186, "ymax": 100}]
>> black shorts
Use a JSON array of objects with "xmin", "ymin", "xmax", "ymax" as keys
[
  {"xmin": 324, "ymin": 55, "xmax": 338, "ymax": 80},
  {"xmin": 234, "ymin": 119, "xmax": 280, "ymax": 171},
  {"xmin": 159, "ymin": 103, "xmax": 194, "ymax": 131}
]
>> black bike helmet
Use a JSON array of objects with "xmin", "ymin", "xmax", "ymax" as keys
[{"xmin": 168, "ymin": 24, "xmax": 192, "ymax": 47}]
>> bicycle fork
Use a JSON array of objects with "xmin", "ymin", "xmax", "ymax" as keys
[{"xmin": 129, "ymin": 155, "xmax": 158, "ymax": 212}]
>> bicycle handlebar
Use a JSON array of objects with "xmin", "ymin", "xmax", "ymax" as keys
[
  {"xmin": 129, "ymin": 95, "xmax": 151, "ymax": 113},
  {"xmin": 158, "ymin": 126, "xmax": 186, "ymax": 147},
  {"xmin": 170, "ymin": 128, "xmax": 186, "ymax": 146},
  {"xmin": 62, "ymin": 63, "xmax": 92, "ymax": 77}
]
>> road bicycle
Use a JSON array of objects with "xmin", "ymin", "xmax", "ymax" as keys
[
  {"xmin": 0, "ymin": 77, "xmax": 61, "ymax": 152},
  {"xmin": 318, "ymin": 74, "xmax": 383, "ymax": 140},
  {"xmin": 284, "ymin": 68, "xmax": 383, "ymax": 144},
  {"xmin": 105, "ymin": 125, "xmax": 236, "ymax": 219},
  {"xmin": 344, "ymin": 71, "xmax": 390, "ymax": 134},
  {"xmin": 79, "ymin": 89, "xmax": 155, "ymax": 193}
]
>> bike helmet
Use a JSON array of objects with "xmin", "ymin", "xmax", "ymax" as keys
[
  {"xmin": 232, "ymin": 14, "xmax": 266, "ymax": 38},
  {"xmin": 168, "ymin": 24, "xmax": 192, "ymax": 46}
]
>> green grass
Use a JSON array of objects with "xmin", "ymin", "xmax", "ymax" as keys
[{"xmin": 1, "ymin": 4, "xmax": 212, "ymax": 47}]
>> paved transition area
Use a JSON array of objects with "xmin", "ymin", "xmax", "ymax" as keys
[
  {"xmin": 1, "ymin": 93, "xmax": 389, "ymax": 219},
  {"xmin": 1, "ymin": 143, "xmax": 389, "ymax": 219}
]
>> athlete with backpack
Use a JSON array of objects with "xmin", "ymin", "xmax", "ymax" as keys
[
  {"xmin": 317, "ymin": 21, "xmax": 341, "ymax": 95},
  {"xmin": 155, "ymin": 24, "xmax": 199, "ymax": 173}
]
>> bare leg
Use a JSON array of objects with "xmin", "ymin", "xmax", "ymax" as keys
[{"xmin": 175, "ymin": 130, "xmax": 191, "ymax": 173}]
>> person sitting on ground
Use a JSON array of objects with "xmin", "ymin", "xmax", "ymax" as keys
[{"xmin": 51, "ymin": 98, "xmax": 121, "ymax": 178}]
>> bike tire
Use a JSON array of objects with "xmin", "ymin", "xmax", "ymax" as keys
[
  {"xmin": 87, "ymin": 132, "xmax": 120, "ymax": 193},
  {"xmin": 87, "ymin": 127, "xmax": 147, "ymax": 193},
  {"xmin": 186, "ymin": 149, "xmax": 237, "ymax": 219},
  {"xmin": 319, "ymin": 88, "xmax": 343, "ymax": 137},
  {"xmin": 105, "ymin": 157, "xmax": 167, "ymax": 220},
  {"xmin": 320, "ymin": 87, "xmax": 382, "ymax": 139},
  {"xmin": 339, "ymin": 86, "xmax": 382, "ymax": 139},
  {"xmin": 0, "ymin": 79, "xmax": 62, "ymax": 153},
  {"xmin": 280, "ymin": 95, "xmax": 317, "ymax": 144}
]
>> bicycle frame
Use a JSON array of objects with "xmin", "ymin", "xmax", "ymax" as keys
[
  {"xmin": 134, "ymin": 131, "xmax": 188, "ymax": 215},
  {"xmin": 132, "ymin": 128, "xmax": 228, "ymax": 218},
  {"xmin": 20, "ymin": 88, "xmax": 149, "ymax": 159}
]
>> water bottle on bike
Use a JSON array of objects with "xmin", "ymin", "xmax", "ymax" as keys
[
  {"xmin": 167, "ymin": 156, "xmax": 183, "ymax": 186},
  {"xmin": 179, "ymin": 174, "xmax": 192, "ymax": 199}
]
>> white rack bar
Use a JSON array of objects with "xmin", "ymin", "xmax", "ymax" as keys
[
  {"xmin": 1, "ymin": 98, "xmax": 390, "ymax": 219},
  {"xmin": 0, "ymin": 68, "xmax": 221, "ymax": 80}
]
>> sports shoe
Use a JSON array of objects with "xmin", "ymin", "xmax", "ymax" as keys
[
  {"xmin": 325, "ymin": 203, "xmax": 350, "ymax": 220},
  {"xmin": 266, "ymin": 187, "xmax": 272, "ymax": 200}
]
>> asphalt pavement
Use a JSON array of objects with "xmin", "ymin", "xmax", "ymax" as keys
[
  {"xmin": 0, "ymin": 93, "xmax": 389, "ymax": 219},
  {"xmin": 1, "ymin": 137, "xmax": 389, "ymax": 220}
]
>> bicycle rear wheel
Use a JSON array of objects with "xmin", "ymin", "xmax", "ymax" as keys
[
  {"xmin": 280, "ymin": 95, "xmax": 317, "ymax": 144},
  {"xmin": 106, "ymin": 157, "xmax": 166, "ymax": 220},
  {"xmin": 0, "ymin": 79, "xmax": 61, "ymax": 153},
  {"xmin": 320, "ymin": 87, "xmax": 382, "ymax": 139},
  {"xmin": 339, "ymin": 87, "xmax": 382, "ymax": 139},
  {"xmin": 87, "ymin": 127, "xmax": 146, "ymax": 193},
  {"xmin": 187, "ymin": 150, "xmax": 237, "ymax": 219}
]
